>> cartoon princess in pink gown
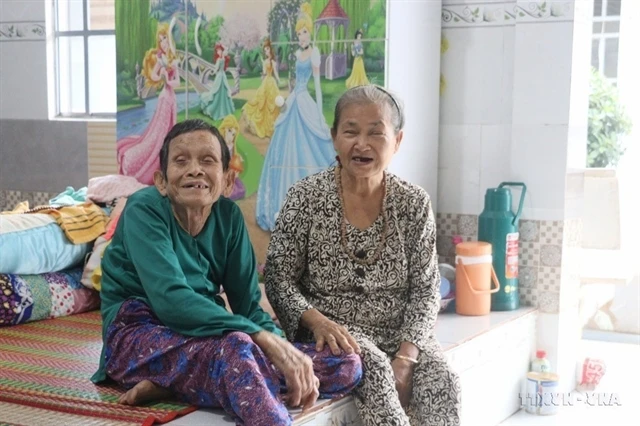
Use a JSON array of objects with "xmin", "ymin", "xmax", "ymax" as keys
[{"xmin": 117, "ymin": 23, "xmax": 180, "ymax": 185}]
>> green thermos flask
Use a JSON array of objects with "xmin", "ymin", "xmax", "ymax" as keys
[{"xmin": 478, "ymin": 182, "xmax": 527, "ymax": 311}]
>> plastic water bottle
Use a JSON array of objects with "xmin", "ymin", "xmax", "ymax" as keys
[{"xmin": 531, "ymin": 350, "xmax": 551, "ymax": 373}]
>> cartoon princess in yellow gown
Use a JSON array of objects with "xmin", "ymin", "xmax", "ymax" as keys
[
  {"xmin": 345, "ymin": 29, "xmax": 370, "ymax": 89},
  {"xmin": 219, "ymin": 115, "xmax": 245, "ymax": 201},
  {"xmin": 242, "ymin": 39, "xmax": 281, "ymax": 139}
]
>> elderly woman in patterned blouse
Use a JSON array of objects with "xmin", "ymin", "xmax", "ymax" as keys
[{"xmin": 265, "ymin": 85, "xmax": 461, "ymax": 426}]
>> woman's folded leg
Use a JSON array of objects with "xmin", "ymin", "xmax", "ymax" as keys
[{"xmin": 104, "ymin": 299, "xmax": 292, "ymax": 426}]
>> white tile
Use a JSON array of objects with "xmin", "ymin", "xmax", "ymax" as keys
[
  {"xmin": 167, "ymin": 408, "xmax": 233, "ymax": 425},
  {"xmin": 167, "ymin": 399, "xmax": 342, "ymax": 425},
  {"xmin": 502, "ymin": 25, "xmax": 516, "ymax": 123},
  {"xmin": 439, "ymin": 125, "xmax": 482, "ymax": 169},
  {"xmin": 0, "ymin": 42, "xmax": 48, "ymax": 120},
  {"xmin": 510, "ymin": 124, "xmax": 568, "ymax": 216},
  {"xmin": 0, "ymin": 0, "xmax": 45, "ymax": 21},
  {"xmin": 387, "ymin": 0, "xmax": 441, "ymax": 205},
  {"xmin": 566, "ymin": 124, "xmax": 588, "ymax": 169},
  {"xmin": 437, "ymin": 125, "xmax": 482, "ymax": 214},
  {"xmin": 536, "ymin": 312, "xmax": 560, "ymax": 372},
  {"xmin": 440, "ymin": 27, "xmax": 508, "ymax": 125},
  {"xmin": 515, "ymin": 0, "xmax": 575, "ymax": 22},
  {"xmin": 438, "ymin": 167, "xmax": 481, "ymax": 214},
  {"xmin": 435, "ymin": 308, "xmax": 536, "ymax": 345},
  {"xmin": 480, "ymin": 124, "xmax": 512, "ymax": 194},
  {"xmin": 512, "ymin": 23, "xmax": 574, "ymax": 125}
]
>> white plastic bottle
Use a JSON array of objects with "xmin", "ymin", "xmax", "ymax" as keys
[{"xmin": 531, "ymin": 350, "xmax": 551, "ymax": 373}]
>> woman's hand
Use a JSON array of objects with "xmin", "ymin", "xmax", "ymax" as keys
[
  {"xmin": 251, "ymin": 331, "xmax": 319, "ymax": 410},
  {"xmin": 301, "ymin": 309, "xmax": 360, "ymax": 356},
  {"xmin": 391, "ymin": 357, "xmax": 414, "ymax": 408}
]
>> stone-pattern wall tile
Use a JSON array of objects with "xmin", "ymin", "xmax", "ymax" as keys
[
  {"xmin": 540, "ymin": 244, "xmax": 563, "ymax": 267},
  {"xmin": 520, "ymin": 220, "xmax": 540, "ymax": 242},
  {"xmin": 520, "ymin": 241, "xmax": 540, "ymax": 266},
  {"xmin": 538, "ymin": 266, "xmax": 562, "ymax": 293}
]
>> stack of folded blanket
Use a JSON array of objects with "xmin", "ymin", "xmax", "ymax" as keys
[{"xmin": 0, "ymin": 175, "xmax": 148, "ymax": 327}]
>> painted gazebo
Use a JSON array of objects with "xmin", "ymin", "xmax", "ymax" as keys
[{"xmin": 314, "ymin": 0, "xmax": 350, "ymax": 80}]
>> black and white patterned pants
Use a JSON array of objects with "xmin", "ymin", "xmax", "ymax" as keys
[{"xmin": 350, "ymin": 329, "xmax": 461, "ymax": 426}]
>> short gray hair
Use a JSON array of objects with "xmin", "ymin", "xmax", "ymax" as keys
[{"xmin": 332, "ymin": 85, "xmax": 405, "ymax": 134}]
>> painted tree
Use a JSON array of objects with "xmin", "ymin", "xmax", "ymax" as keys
[
  {"xmin": 312, "ymin": 0, "xmax": 372, "ymax": 55},
  {"xmin": 115, "ymin": 0, "xmax": 156, "ymax": 75},
  {"xmin": 183, "ymin": 15, "xmax": 224, "ymax": 62},
  {"xmin": 343, "ymin": 0, "xmax": 371, "ymax": 39},
  {"xmin": 219, "ymin": 13, "xmax": 262, "ymax": 74},
  {"xmin": 268, "ymin": 0, "xmax": 302, "ymax": 89},
  {"xmin": 362, "ymin": 0, "xmax": 385, "ymax": 71}
]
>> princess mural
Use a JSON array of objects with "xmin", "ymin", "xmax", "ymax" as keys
[
  {"xmin": 219, "ymin": 114, "xmax": 246, "ymax": 201},
  {"xmin": 200, "ymin": 43, "xmax": 235, "ymax": 121},
  {"xmin": 117, "ymin": 22, "xmax": 179, "ymax": 185},
  {"xmin": 242, "ymin": 38, "xmax": 282, "ymax": 139},
  {"xmin": 345, "ymin": 29, "xmax": 370, "ymax": 89},
  {"xmin": 254, "ymin": 2, "xmax": 335, "ymax": 232}
]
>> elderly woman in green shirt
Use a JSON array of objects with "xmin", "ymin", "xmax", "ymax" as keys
[{"xmin": 91, "ymin": 119, "xmax": 361, "ymax": 426}]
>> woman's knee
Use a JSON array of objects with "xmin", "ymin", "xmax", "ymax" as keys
[
  {"xmin": 361, "ymin": 346, "xmax": 390, "ymax": 371},
  {"xmin": 222, "ymin": 331, "xmax": 254, "ymax": 347},
  {"xmin": 338, "ymin": 352, "xmax": 363, "ymax": 384}
]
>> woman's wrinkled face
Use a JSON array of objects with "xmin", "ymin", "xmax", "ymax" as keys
[
  {"xmin": 155, "ymin": 130, "xmax": 225, "ymax": 208},
  {"xmin": 297, "ymin": 27, "xmax": 310, "ymax": 48},
  {"xmin": 332, "ymin": 102, "xmax": 403, "ymax": 179}
]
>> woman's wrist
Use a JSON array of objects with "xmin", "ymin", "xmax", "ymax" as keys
[
  {"xmin": 396, "ymin": 341, "xmax": 420, "ymax": 362},
  {"xmin": 394, "ymin": 354, "xmax": 419, "ymax": 365},
  {"xmin": 300, "ymin": 307, "xmax": 324, "ymax": 331}
]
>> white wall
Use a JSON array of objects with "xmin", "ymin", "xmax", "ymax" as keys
[
  {"xmin": 387, "ymin": 0, "xmax": 442, "ymax": 207},
  {"xmin": 0, "ymin": 0, "xmax": 88, "ymax": 192},
  {"xmin": 438, "ymin": 0, "xmax": 585, "ymax": 221},
  {"xmin": 0, "ymin": 0, "xmax": 49, "ymax": 120}
]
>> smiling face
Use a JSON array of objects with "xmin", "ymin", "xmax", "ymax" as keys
[
  {"xmin": 154, "ymin": 130, "xmax": 225, "ymax": 209},
  {"xmin": 224, "ymin": 127, "xmax": 237, "ymax": 151},
  {"xmin": 158, "ymin": 32, "xmax": 170, "ymax": 52},
  {"xmin": 297, "ymin": 27, "xmax": 311, "ymax": 48},
  {"xmin": 332, "ymin": 102, "xmax": 403, "ymax": 179}
]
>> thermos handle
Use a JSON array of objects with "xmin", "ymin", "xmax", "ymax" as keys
[
  {"xmin": 499, "ymin": 182, "xmax": 527, "ymax": 225},
  {"xmin": 457, "ymin": 258, "xmax": 501, "ymax": 295}
]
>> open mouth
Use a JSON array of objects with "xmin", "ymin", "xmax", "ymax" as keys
[
  {"xmin": 182, "ymin": 183, "xmax": 209, "ymax": 189},
  {"xmin": 352, "ymin": 156, "xmax": 373, "ymax": 164}
]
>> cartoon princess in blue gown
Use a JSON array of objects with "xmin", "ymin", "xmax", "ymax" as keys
[{"xmin": 255, "ymin": 2, "xmax": 335, "ymax": 231}]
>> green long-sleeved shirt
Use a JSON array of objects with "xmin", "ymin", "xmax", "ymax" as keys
[{"xmin": 91, "ymin": 187, "xmax": 279, "ymax": 383}]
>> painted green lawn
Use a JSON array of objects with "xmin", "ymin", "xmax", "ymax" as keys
[{"xmin": 117, "ymin": 100, "xmax": 144, "ymax": 112}]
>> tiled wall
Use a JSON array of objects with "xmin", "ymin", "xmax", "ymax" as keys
[
  {"xmin": 436, "ymin": 213, "xmax": 566, "ymax": 312},
  {"xmin": 0, "ymin": 119, "xmax": 89, "ymax": 193},
  {"xmin": 0, "ymin": 1, "xmax": 48, "ymax": 120},
  {"xmin": 0, "ymin": 190, "xmax": 58, "ymax": 212},
  {"xmin": 438, "ymin": 0, "xmax": 581, "ymax": 220}
]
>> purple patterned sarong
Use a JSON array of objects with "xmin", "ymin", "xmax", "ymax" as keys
[{"xmin": 104, "ymin": 299, "xmax": 362, "ymax": 426}]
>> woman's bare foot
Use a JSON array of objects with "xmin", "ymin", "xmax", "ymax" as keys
[{"xmin": 118, "ymin": 380, "xmax": 172, "ymax": 405}]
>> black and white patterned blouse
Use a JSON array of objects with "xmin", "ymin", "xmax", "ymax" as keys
[{"xmin": 264, "ymin": 167, "xmax": 441, "ymax": 352}]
